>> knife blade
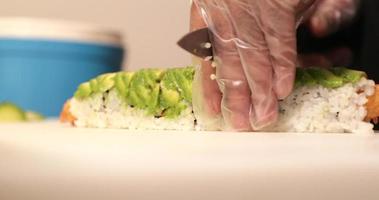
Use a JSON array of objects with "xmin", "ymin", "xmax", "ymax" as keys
[{"xmin": 177, "ymin": 27, "xmax": 213, "ymax": 59}]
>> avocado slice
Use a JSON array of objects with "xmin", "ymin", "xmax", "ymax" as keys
[
  {"xmin": 97, "ymin": 73, "xmax": 116, "ymax": 93},
  {"xmin": 159, "ymin": 67, "xmax": 194, "ymax": 118},
  {"xmin": 306, "ymin": 68, "xmax": 344, "ymax": 89},
  {"xmin": 127, "ymin": 69, "xmax": 164, "ymax": 115},
  {"xmin": 330, "ymin": 67, "xmax": 367, "ymax": 84},
  {"xmin": 115, "ymin": 72, "xmax": 134, "ymax": 100},
  {"xmin": 295, "ymin": 68, "xmax": 317, "ymax": 88},
  {"xmin": 163, "ymin": 102, "xmax": 188, "ymax": 119},
  {"xmin": 74, "ymin": 82, "xmax": 92, "ymax": 99},
  {"xmin": 174, "ymin": 67, "xmax": 195, "ymax": 103},
  {"xmin": 0, "ymin": 102, "xmax": 26, "ymax": 122}
]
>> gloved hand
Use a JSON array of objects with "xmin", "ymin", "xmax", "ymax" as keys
[
  {"xmin": 309, "ymin": 0, "xmax": 360, "ymax": 37},
  {"xmin": 190, "ymin": 0, "xmax": 317, "ymax": 131}
]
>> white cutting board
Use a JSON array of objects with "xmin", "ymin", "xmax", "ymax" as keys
[{"xmin": 1, "ymin": 121, "xmax": 379, "ymax": 200}]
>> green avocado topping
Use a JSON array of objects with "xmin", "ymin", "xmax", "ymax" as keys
[
  {"xmin": 74, "ymin": 82, "xmax": 92, "ymax": 99},
  {"xmin": 330, "ymin": 67, "xmax": 367, "ymax": 84},
  {"xmin": 294, "ymin": 67, "xmax": 366, "ymax": 89},
  {"xmin": 160, "ymin": 67, "xmax": 195, "ymax": 118},
  {"xmin": 114, "ymin": 72, "xmax": 134, "ymax": 100},
  {"xmin": 295, "ymin": 68, "xmax": 317, "ymax": 88},
  {"xmin": 127, "ymin": 69, "xmax": 164, "ymax": 115},
  {"xmin": 307, "ymin": 68, "xmax": 344, "ymax": 89},
  {"xmin": 73, "ymin": 66, "xmax": 365, "ymax": 118},
  {"xmin": 97, "ymin": 73, "xmax": 116, "ymax": 93}
]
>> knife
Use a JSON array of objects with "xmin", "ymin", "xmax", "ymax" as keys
[{"xmin": 177, "ymin": 27, "xmax": 213, "ymax": 59}]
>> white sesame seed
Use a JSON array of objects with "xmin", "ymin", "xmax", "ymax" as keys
[
  {"xmin": 203, "ymin": 42, "xmax": 212, "ymax": 49},
  {"xmin": 204, "ymin": 56, "xmax": 213, "ymax": 61},
  {"xmin": 210, "ymin": 74, "xmax": 217, "ymax": 80},
  {"xmin": 211, "ymin": 61, "xmax": 217, "ymax": 68}
]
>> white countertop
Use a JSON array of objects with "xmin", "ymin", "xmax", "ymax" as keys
[{"xmin": 1, "ymin": 121, "xmax": 379, "ymax": 200}]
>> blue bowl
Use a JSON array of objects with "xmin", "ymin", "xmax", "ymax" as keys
[{"xmin": 0, "ymin": 38, "xmax": 124, "ymax": 117}]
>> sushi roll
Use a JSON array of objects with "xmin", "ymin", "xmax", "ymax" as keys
[{"xmin": 61, "ymin": 67, "xmax": 379, "ymax": 133}]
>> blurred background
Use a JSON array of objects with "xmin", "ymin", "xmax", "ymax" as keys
[{"xmin": 0, "ymin": 0, "xmax": 190, "ymax": 70}]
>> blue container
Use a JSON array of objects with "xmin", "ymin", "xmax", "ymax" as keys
[{"xmin": 0, "ymin": 18, "xmax": 124, "ymax": 117}]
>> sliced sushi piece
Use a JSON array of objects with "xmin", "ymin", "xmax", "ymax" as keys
[
  {"xmin": 61, "ymin": 67, "xmax": 379, "ymax": 133},
  {"xmin": 265, "ymin": 68, "xmax": 376, "ymax": 133},
  {"xmin": 61, "ymin": 67, "xmax": 197, "ymax": 131}
]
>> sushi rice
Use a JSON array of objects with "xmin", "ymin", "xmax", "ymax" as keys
[
  {"xmin": 70, "ymin": 90, "xmax": 197, "ymax": 131},
  {"xmin": 264, "ymin": 77, "xmax": 375, "ymax": 133}
]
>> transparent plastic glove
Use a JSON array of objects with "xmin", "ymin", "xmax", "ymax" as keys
[
  {"xmin": 191, "ymin": 0, "xmax": 317, "ymax": 131},
  {"xmin": 310, "ymin": 0, "xmax": 360, "ymax": 37}
]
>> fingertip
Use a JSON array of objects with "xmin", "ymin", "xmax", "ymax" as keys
[
  {"xmin": 223, "ymin": 110, "xmax": 252, "ymax": 131},
  {"xmin": 192, "ymin": 59, "xmax": 223, "ymax": 130},
  {"xmin": 311, "ymin": 9, "xmax": 343, "ymax": 38},
  {"xmin": 310, "ymin": 17, "xmax": 328, "ymax": 37},
  {"xmin": 221, "ymin": 95, "xmax": 253, "ymax": 132},
  {"xmin": 249, "ymin": 100, "xmax": 279, "ymax": 130},
  {"xmin": 274, "ymin": 67, "xmax": 296, "ymax": 100}
]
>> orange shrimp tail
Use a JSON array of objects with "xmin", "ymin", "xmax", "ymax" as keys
[
  {"xmin": 60, "ymin": 100, "xmax": 76, "ymax": 125},
  {"xmin": 365, "ymin": 85, "xmax": 379, "ymax": 123}
]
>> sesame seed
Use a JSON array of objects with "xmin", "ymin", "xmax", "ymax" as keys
[
  {"xmin": 203, "ymin": 42, "xmax": 212, "ymax": 49},
  {"xmin": 204, "ymin": 56, "xmax": 213, "ymax": 61},
  {"xmin": 210, "ymin": 74, "xmax": 217, "ymax": 80}
]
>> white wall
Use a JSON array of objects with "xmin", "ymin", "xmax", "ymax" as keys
[{"xmin": 0, "ymin": 0, "xmax": 191, "ymax": 70}]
